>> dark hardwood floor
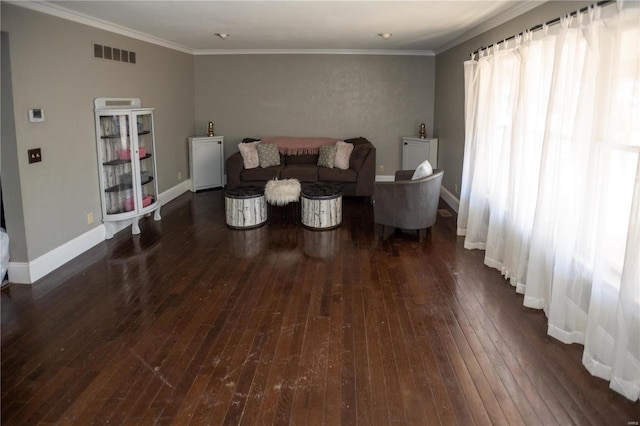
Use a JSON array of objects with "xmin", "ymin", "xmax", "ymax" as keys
[{"xmin": 2, "ymin": 190, "xmax": 638, "ymax": 425}]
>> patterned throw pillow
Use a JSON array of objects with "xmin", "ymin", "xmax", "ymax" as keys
[
  {"xmin": 238, "ymin": 141, "xmax": 260, "ymax": 169},
  {"xmin": 317, "ymin": 145, "xmax": 338, "ymax": 168},
  {"xmin": 256, "ymin": 143, "xmax": 281, "ymax": 168},
  {"xmin": 334, "ymin": 141, "xmax": 354, "ymax": 170}
]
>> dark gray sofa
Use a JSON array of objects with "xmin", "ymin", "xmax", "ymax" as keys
[{"xmin": 225, "ymin": 137, "xmax": 376, "ymax": 197}]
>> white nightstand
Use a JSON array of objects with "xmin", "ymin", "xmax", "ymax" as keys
[
  {"xmin": 189, "ymin": 136, "xmax": 224, "ymax": 191},
  {"xmin": 402, "ymin": 136, "xmax": 438, "ymax": 169}
]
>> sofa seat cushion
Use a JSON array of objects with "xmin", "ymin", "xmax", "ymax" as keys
[
  {"xmin": 241, "ymin": 165, "xmax": 283, "ymax": 182},
  {"xmin": 281, "ymin": 165, "xmax": 318, "ymax": 182},
  {"xmin": 318, "ymin": 167, "xmax": 357, "ymax": 182}
]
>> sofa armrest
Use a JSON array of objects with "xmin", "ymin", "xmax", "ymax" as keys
[
  {"xmin": 353, "ymin": 140, "xmax": 376, "ymax": 196},
  {"xmin": 225, "ymin": 151, "xmax": 244, "ymax": 188}
]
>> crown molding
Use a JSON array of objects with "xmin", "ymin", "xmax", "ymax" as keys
[
  {"xmin": 10, "ymin": 1, "xmax": 435, "ymax": 57},
  {"xmin": 9, "ymin": 0, "xmax": 195, "ymax": 55},
  {"xmin": 435, "ymin": 0, "xmax": 545, "ymax": 54},
  {"xmin": 194, "ymin": 49, "xmax": 435, "ymax": 56}
]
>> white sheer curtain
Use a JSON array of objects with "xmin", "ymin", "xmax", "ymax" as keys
[{"xmin": 458, "ymin": 2, "xmax": 640, "ymax": 401}]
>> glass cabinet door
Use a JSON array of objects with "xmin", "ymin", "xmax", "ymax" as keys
[
  {"xmin": 99, "ymin": 113, "xmax": 135, "ymax": 214},
  {"xmin": 133, "ymin": 111, "xmax": 157, "ymax": 211}
]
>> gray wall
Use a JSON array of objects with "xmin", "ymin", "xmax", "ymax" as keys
[
  {"xmin": 194, "ymin": 54, "xmax": 435, "ymax": 175},
  {"xmin": 1, "ymin": 3, "xmax": 195, "ymax": 261},
  {"xmin": 1, "ymin": 32, "xmax": 28, "ymax": 261},
  {"xmin": 434, "ymin": 0, "xmax": 593, "ymax": 200}
]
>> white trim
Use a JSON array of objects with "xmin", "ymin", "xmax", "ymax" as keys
[
  {"xmin": 8, "ymin": 225, "xmax": 106, "ymax": 284},
  {"xmin": 375, "ymin": 175, "xmax": 395, "ymax": 182},
  {"xmin": 440, "ymin": 185, "xmax": 460, "ymax": 213},
  {"xmin": 9, "ymin": 1, "xmax": 435, "ymax": 57},
  {"xmin": 435, "ymin": 1, "xmax": 542, "ymax": 54},
  {"xmin": 6, "ymin": 180, "xmax": 191, "ymax": 284},
  {"xmin": 7, "ymin": 262, "xmax": 31, "ymax": 285},
  {"xmin": 160, "ymin": 179, "xmax": 191, "ymax": 205},
  {"xmin": 9, "ymin": 0, "xmax": 194, "ymax": 55},
  {"xmin": 194, "ymin": 49, "xmax": 435, "ymax": 56}
]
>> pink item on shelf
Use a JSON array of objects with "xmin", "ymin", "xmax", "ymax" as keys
[
  {"xmin": 117, "ymin": 147, "xmax": 147, "ymax": 160},
  {"xmin": 123, "ymin": 197, "xmax": 135, "ymax": 212},
  {"xmin": 118, "ymin": 149, "xmax": 132, "ymax": 160},
  {"xmin": 123, "ymin": 195, "xmax": 153, "ymax": 212}
]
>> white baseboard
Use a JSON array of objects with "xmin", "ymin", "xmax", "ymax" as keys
[
  {"xmin": 440, "ymin": 186, "xmax": 460, "ymax": 213},
  {"xmin": 7, "ymin": 180, "xmax": 192, "ymax": 284},
  {"xmin": 8, "ymin": 225, "xmax": 106, "ymax": 284},
  {"xmin": 375, "ymin": 175, "xmax": 395, "ymax": 182},
  {"xmin": 160, "ymin": 179, "xmax": 191, "ymax": 205}
]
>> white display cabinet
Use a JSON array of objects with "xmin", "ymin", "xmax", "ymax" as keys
[
  {"xmin": 402, "ymin": 137, "xmax": 438, "ymax": 170},
  {"xmin": 94, "ymin": 98, "xmax": 161, "ymax": 239},
  {"xmin": 189, "ymin": 136, "xmax": 224, "ymax": 191}
]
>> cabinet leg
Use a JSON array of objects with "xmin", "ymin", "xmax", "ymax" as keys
[
  {"xmin": 104, "ymin": 223, "xmax": 114, "ymax": 240},
  {"xmin": 131, "ymin": 219, "xmax": 141, "ymax": 235},
  {"xmin": 153, "ymin": 206, "xmax": 161, "ymax": 221}
]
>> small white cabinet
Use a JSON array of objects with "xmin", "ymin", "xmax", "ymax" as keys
[
  {"xmin": 94, "ymin": 98, "xmax": 161, "ymax": 239},
  {"xmin": 189, "ymin": 136, "xmax": 224, "ymax": 191},
  {"xmin": 402, "ymin": 137, "xmax": 438, "ymax": 170}
]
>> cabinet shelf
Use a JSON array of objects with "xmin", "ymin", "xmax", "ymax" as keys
[
  {"xmin": 100, "ymin": 130, "xmax": 150, "ymax": 139},
  {"xmin": 103, "ymin": 153, "xmax": 152, "ymax": 166},
  {"xmin": 104, "ymin": 176, "xmax": 154, "ymax": 193}
]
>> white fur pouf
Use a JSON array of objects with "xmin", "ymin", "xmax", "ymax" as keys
[{"xmin": 264, "ymin": 179, "xmax": 301, "ymax": 206}]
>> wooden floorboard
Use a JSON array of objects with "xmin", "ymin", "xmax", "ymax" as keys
[{"xmin": 2, "ymin": 189, "xmax": 638, "ymax": 425}]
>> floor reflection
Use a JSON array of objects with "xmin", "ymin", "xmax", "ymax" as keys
[
  {"xmin": 227, "ymin": 226, "xmax": 269, "ymax": 258},
  {"xmin": 303, "ymin": 228, "xmax": 340, "ymax": 259}
]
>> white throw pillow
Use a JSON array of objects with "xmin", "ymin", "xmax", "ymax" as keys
[
  {"xmin": 334, "ymin": 141, "xmax": 354, "ymax": 170},
  {"xmin": 411, "ymin": 160, "xmax": 433, "ymax": 180},
  {"xmin": 238, "ymin": 141, "xmax": 260, "ymax": 169}
]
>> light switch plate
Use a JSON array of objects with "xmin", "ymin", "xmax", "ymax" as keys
[{"xmin": 28, "ymin": 108, "xmax": 44, "ymax": 122}]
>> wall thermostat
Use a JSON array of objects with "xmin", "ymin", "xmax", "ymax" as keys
[{"xmin": 28, "ymin": 108, "xmax": 44, "ymax": 123}]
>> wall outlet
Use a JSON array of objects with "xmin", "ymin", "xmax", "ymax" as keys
[
  {"xmin": 178, "ymin": 171, "xmax": 182, "ymax": 181},
  {"xmin": 87, "ymin": 212, "xmax": 94, "ymax": 224},
  {"xmin": 28, "ymin": 148, "xmax": 42, "ymax": 164},
  {"xmin": 454, "ymin": 184, "xmax": 459, "ymax": 195},
  {"xmin": 379, "ymin": 165, "xmax": 384, "ymax": 173}
]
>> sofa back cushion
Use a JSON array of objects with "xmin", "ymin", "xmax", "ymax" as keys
[{"xmin": 285, "ymin": 154, "xmax": 318, "ymax": 165}]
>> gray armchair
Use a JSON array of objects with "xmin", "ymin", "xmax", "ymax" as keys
[{"xmin": 373, "ymin": 169, "xmax": 444, "ymax": 241}]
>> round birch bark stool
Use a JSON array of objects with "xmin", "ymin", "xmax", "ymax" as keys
[
  {"xmin": 301, "ymin": 184, "xmax": 342, "ymax": 230},
  {"xmin": 225, "ymin": 185, "xmax": 267, "ymax": 229}
]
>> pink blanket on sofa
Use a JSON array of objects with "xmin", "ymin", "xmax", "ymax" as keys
[{"xmin": 262, "ymin": 137, "xmax": 339, "ymax": 155}]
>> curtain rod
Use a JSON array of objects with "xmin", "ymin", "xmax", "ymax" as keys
[{"xmin": 471, "ymin": 0, "xmax": 614, "ymax": 57}]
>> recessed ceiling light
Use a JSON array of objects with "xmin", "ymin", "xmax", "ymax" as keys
[
  {"xmin": 215, "ymin": 33, "xmax": 229, "ymax": 40},
  {"xmin": 378, "ymin": 33, "xmax": 392, "ymax": 39}
]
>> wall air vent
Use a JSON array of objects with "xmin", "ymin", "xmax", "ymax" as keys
[{"xmin": 93, "ymin": 43, "xmax": 136, "ymax": 64}]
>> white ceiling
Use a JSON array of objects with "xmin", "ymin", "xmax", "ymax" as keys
[{"xmin": 22, "ymin": 0, "xmax": 544, "ymax": 55}]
